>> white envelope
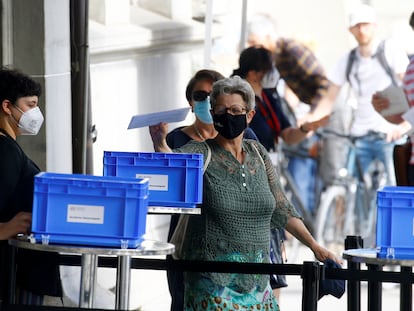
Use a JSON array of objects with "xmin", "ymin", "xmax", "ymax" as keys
[{"xmin": 128, "ymin": 107, "xmax": 190, "ymax": 129}]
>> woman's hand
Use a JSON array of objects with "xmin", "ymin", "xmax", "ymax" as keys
[
  {"xmin": 149, "ymin": 122, "xmax": 171, "ymax": 152},
  {"xmin": 285, "ymin": 217, "xmax": 343, "ymax": 265},
  {"xmin": 0, "ymin": 212, "xmax": 32, "ymax": 240},
  {"xmin": 310, "ymin": 242, "xmax": 343, "ymax": 265}
]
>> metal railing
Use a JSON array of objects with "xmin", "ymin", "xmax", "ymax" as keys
[{"xmin": 3, "ymin": 235, "xmax": 414, "ymax": 311}]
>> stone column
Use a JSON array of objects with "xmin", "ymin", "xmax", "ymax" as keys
[{"xmin": 5, "ymin": 0, "xmax": 72, "ymax": 173}]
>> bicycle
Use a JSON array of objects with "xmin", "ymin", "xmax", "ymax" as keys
[
  {"xmin": 314, "ymin": 129, "xmax": 388, "ymax": 254},
  {"xmin": 274, "ymin": 143, "xmax": 319, "ymax": 233},
  {"xmin": 274, "ymin": 96, "xmax": 323, "ymax": 235},
  {"xmin": 271, "ymin": 140, "xmax": 323, "ymax": 263}
]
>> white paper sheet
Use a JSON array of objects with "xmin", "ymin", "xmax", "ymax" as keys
[
  {"xmin": 127, "ymin": 107, "xmax": 191, "ymax": 129},
  {"xmin": 377, "ymin": 85, "xmax": 409, "ymax": 117}
]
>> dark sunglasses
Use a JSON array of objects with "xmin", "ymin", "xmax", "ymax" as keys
[{"xmin": 192, "ymin": 90, "xmax": 210, "ymax": 101}]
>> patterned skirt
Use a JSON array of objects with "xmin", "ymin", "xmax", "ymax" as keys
[{"xmin": 184, "ymin": 276, "xmax": 279, "ymax": 311}]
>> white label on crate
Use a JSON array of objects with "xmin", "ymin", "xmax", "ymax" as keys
[
  {"xmin": 135, "ymin": 174, "xmax": 168, "ymax": 191},
  {"xmin": 67, "ymin": 204, "xmax": 104, "ymax": 224}
]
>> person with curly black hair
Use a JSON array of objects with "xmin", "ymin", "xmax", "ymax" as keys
[{"xmin": 0, "ymin": 67, "xmax": 62, "ymax": 305}]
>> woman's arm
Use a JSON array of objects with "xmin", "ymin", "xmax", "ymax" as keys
[
  {"xmin": 0, "ymin": 139, "xmax": 24, "ymax": 212},
  {"xmin": 280, "ymin": 115, "xmax": 330, "ymax": 145},
  {"xmin": 285, "ymin": 217, "xmax": 342, "ymax": 264},
  {"xmin": 0, "ymin": 212, "xmax": 32, "ymax": 240},
  {"xmin": 304, "ymin": 83, "xmax": 341, "ymax": 122}
]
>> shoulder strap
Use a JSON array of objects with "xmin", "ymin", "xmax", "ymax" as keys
[
  {"xmin": 251, "ymin": 142, "xmax": 266, "ymax": 169},
  {"xmin": 256, "ymin": 91, "xmax": 281, "ymax": 140},
  {"xmin": 376, "ymin": 40, "xmax": 398, "ymax": 86},
  {"xmin": 346, "ymin": 48, "xmax": 357, "ymax": 84},
  {"xmin": 203, "ymin": 141, "xmax": 212, "ymax": 172},
  {"xmin": 347, "ymin": 41, "xmax": 398, "ymax": 86}
]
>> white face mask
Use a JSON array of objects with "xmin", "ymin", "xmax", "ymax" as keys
[
  {"xmin": 261, "ymin": 67, "xmax": 280, "ymax": 89},
  {"xmin": 14, "ymin": 106, "xmax": 44, "ymax": 135}
]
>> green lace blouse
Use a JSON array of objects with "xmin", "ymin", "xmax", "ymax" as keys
[{"xmin": 174, "ymin": 139, "xmax": 300, "ymax": 293}]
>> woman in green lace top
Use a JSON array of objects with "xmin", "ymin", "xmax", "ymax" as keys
[{"xmin": 150, "ymin": 76, "xmax": 339, "ymax": 311}]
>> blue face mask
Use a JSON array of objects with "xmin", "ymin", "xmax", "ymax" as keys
[{"xmin": 194, "ymin": 98, "xmax": 213, "ymax": 124}]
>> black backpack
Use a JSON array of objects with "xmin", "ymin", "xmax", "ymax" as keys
[{"xmin": 345, "ymin": 40, "xmax": 398, "ymax": 87}]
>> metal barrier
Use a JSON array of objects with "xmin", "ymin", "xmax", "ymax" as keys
[
  {"xmin": 344, "ymin": 235, "xmax": 414, "ymax": 311},
  {"xmin": 64, "ymin": 256, "xmax": 323, "ymax": 311},
  {"xmin": 3, "ymin": 236, "xmax": 414, "ymax": 311}
]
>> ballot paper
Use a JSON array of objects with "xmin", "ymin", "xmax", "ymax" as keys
[
  {"xmin": 127, "ymin": 107, "xmax": 190, "ymax": 129},
  {"xmin": 377, "ymin": 85, "xmax": 409, "ymax": 117}
]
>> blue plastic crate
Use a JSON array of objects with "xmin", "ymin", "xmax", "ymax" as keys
[
  {"xmin": 32, "ymin": 172, "xmax": 149, "ymax": 248},
  {"xmin": 376, "ymin": 186, "xmax": 414, "ymax": 259},
  {"xmin": 103, "ymin": 151, "xmax": 203, "ymax": 208}
]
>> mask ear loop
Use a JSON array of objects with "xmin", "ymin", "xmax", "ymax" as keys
[
  {"xmin": 12, "ymin": 104, "xmax": 25, "ymax": 114},
  {"xmin": 10, "ymin": 103, "xmax": 23, "ymax": 121}
]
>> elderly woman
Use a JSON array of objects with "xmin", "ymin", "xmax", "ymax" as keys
[
  {"xmin": 150, "ymin": 76, "xmax": 338, "ymax": 311},
  {"xmin": 166, "ymin": 69, "xmax": 260, "ymax": 311}
]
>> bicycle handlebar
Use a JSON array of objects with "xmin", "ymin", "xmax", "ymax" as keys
[{"xmin": 315, "ymin": 128, "xmax": 387, "ymax": 141}]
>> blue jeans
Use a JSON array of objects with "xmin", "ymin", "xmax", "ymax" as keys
[
  {"xmin": 286, "ymin": 134, "xmax": 320, "ymax": 214},
  {"xmin": 287, "ymin": 156, "xmax": 317, "ymax": 213},
  {"xmin": 354, "ymin": 134, "xmax": 396, "ymax": 186}
]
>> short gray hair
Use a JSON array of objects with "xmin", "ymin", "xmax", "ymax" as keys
[{"xmin": 210, "ymin": 76, "xmax": 256, "ymax": 111}]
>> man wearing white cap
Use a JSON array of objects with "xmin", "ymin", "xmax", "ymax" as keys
[{"xmin": 309, "ymin": 3, "xmax": 409, "ymax": 187}]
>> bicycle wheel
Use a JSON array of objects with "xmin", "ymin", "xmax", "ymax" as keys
[
  {"xmin": 277, "ymin": 168, "xmax": 309, "ymax": 263},
  {"xmin": 315, "ymin": 185, "xmax": 348, "ymax": 253},
  {"xmin": 282, "ymin": 169, "xmax": 314, "ymax": 233},
  {"xmin": 356, "ymin": 161, "xmax": 387, "ymax": 247},
  {"xmin": 354, "ymin": 180, "xmax": 371, "ymax": 236}
]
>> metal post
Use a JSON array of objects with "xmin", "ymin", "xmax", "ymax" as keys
[
  {"xmin": 301, "ymin": 261, "xmax": 320, "ymax": 311},
  {"xmin": 116, "ymin": 255, "xmax": 131, "ymax": 310},
  {"xmin": 79, "ymin": 253, "xmax": 98, "ymax": 308},
  {"xmin": 345, "ymin": 235, "xmax": 363, "ymax": 311},
  {"xmin": 400, "ymin": 266, "xmax": 412, "ymax": 311},
  {"xmin": 367, "ymin": 264, "xmax": 382, "ymax": 311},
  {"xmin": 239, "ymin": 0, "xmax": 248, "ymax": 52},
  {"xmin": 6, "ymin": 245, "xmax": 16, "ymax": 304},
  {"xmin": 70, "ymin": 0, "xmax": 91, "ymax": 174}
]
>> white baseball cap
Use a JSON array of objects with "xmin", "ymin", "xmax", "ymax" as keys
[{"xmin": 349, "ymin": 4, "xmax": 376, "ymax": 27}]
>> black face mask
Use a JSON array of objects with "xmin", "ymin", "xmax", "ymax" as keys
[{"xmin": 213, "ymin": 113, "xmax": 247, "ymax": 139}]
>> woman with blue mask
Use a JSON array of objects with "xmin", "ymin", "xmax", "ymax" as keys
[
  {"xmin": 166, "ymin": 69, "xmax": 258, "ymax": 149},
  {"xmin": 0, "ymin": 68, "xmax": 62, "ymax": 305},
  {"xmin": 192, "ymin": 89, "xmax": 213, "ymax": 124},
  {"xmin": 165, "ymin": 70, "xmax": 222, "ymax": 149}
]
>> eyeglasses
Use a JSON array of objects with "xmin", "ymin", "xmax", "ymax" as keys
[
  {"xmin": 213, "ymin": 105, "xmax": 247, "ymax": 116},
  {"xmin": 192, "ymin": 90, "xmax": 210, "ymax": 101}
]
